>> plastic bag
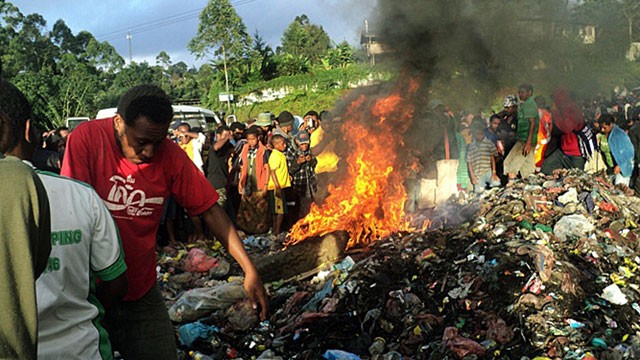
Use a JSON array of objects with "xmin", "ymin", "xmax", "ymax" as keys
[
  {"xmin": 322, "ymin": 350, "xmax": 361, "ymax": 360},
  {"xmin": 226, "ymin": 299, "xmax": 259, "ymax": 331},
  {"xmin": 178, "ymin": 321, "xmax": 219, "ymax": 347},
  {"xmin": 169, "ymin": 282, "xmax": 247, "ymax": 322},
  {"xmin": 184, "ymin": 248, "xmax": 220, "ymax": 273},
  {"xmin": 553, "ymin": 214, "xmax": 595, "ymax": 242},
  {"xmin": 442, "ymin": 327, "xmax": 486, "ymax": 359}
]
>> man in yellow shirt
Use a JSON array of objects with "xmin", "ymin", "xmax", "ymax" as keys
[{"xmin": 267, "ymin": 134, "xmax": 291, "ymax": 235}]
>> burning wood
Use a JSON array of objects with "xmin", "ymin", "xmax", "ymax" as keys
[{"xmin": 253, "ymin": 231, "xmax": 348, "ymax": 282}]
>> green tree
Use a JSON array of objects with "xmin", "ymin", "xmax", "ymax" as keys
[
  {"xmin": 321, "ymin": 41, "xmax": 355, "ymax": 69},
  {"xmin": 253, "ymin": 30, "xmax": 278, "ymax": 80},
  {"xmin": 188, "ymin": 0, "xmax": 252, "ymax": 112},
  {"xmin": 281, "ymin": 14, "xmax": 331, "ymax": 64},
  {"xmin": 155, "ymin": 50, "xmax": 172, "ymax": 92}
]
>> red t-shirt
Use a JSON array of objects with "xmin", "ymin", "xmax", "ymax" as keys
[{"xmin": 61, "ymin": 118, "xmax": 218, "ymax": 300}]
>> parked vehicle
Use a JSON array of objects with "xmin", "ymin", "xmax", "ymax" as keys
[
  {"xmin": 95, "ymin": 105, "xmax": 223, "ymax": 132},
  {"xmin": 65, "ymin": 117, "xmax": 90, "ymax": 130}
]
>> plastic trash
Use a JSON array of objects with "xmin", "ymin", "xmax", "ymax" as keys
[
  {"xmin": 168, "ymin": 282, "xmax": 247, "ymax": 322},
  {"xmin": 189, "ymin": 350, "xmax": 213, "ymax": 360},
  {"xmin": 553, "ymin": 214, "xmax": 595, "ymax": 242},
  {"xmin": 322, "ymin": 349, "xmax": 361, "ymax": 360},
  {"xmin": 382, "ymin": 351, "xmax": 403, "ymax": 360},
  {"xmin": 442, "ymin": 327, "xmax": 486, "ymax": 358},
  {"xmin": 558, "ymin": 188, "xmax": 578, "ymax": 205},
  {"xmin": 601, "ymin": 283, "xmax": 628, "ymax": 305},
  {"xmin": 369, "ymin": 337, "xmax": 386, "ymax": 357},
  {"xmin": 257, "ymin": 350, "xmax": 283, "ymax": 360},
  {"xmin": 184, "ymin": 248, "xmax": 220, "ymax": 273},
  {"xmin": 178, "ymin": 321, "xmax": 219, "ymax": 347},
  {"xmin": 208, "ymin": 258, "xmax": 230, "ymax": 279},
  {"xmin": 226, "ymin": 299, "xmax": 259, "ymax": 331}
]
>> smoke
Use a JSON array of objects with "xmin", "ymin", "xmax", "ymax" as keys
[
  {"xmin": 367, "ymin": 0, "xmax": 614, "ymax": 109},
  {"xmin": 310, "ymin": 1, "xmax": 617, "ymax": 219}
]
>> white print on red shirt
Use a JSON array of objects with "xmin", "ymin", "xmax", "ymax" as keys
[{"xmin": 104, "ymin": 175, "xmax": 164, "ymax": 217}]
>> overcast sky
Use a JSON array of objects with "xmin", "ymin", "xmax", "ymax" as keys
[{"xmin": 11, "ymin": 0, "xmax": 374, "ymax": 67}]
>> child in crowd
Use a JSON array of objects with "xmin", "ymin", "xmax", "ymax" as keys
[
  {"xmin": 267, "ymin": 134, "xmax": 291, "ymax": 235},
  {"xmin": 467, "ymin": 123, "xmax": 500, "ymax": 193},
  {"xmin": 236, "ymin": 127, "xmax": 271, "ymax": 234},
  {"xmin": 290, "ymin": 131, "xmax": 317, "ymax": 220}
]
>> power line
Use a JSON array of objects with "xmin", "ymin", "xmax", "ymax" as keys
[
  {"xmin": 95, "ymin": 8, "xmax": 203, "ymax": 39},
  {"xmin": 96, "ymin": 0, "xmax": 257, "ymax": 43}
]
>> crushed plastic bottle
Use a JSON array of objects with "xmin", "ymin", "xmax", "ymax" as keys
[{"xmin": 189, "ymin": 350, "xmax": 213, "ymax": 360}]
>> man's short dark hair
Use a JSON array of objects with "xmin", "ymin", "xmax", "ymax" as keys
[
  {"xmin": 177, "ymin": 122, "xmax": 191, "ymax": 131},
  {"xmin": 270, "ymin": 133, "xmax": 285, "ymax": 146},
  {"xmin": 599, "ymin": 113, "xmax": 615, "ymax": 125},
  {"xmin": 519, "ymin": 83, "xmax": 533, "ymax": 92},
  {"xmin": 215, "ymin": 125, "xmax": 229, "ymax": 135},
  {"xmin": 117, "ymin": 84, "xmax": 173, "ymax": 127},
  {"xmin": 0, "ymin": 77, "xmax": 32, "ymax": 153},
  {"xmin": 304, "ymin": 110, "xmax": 319, "ymax": 118},
  {"xmin": 229, "ymin": 122, "xmax": 245, "ymax": 132},
  {"xmin": 245, "ymin": 126, "xmax": 260, "ymax": 138}
]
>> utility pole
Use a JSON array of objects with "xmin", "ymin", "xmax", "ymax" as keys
[
  {"xmin": 126, "ymin": 32, "xmax": 132, "ymax": 64},
  {"xmin": 221, "ymin": 44, "xmax": 231, "ymax": 114}
]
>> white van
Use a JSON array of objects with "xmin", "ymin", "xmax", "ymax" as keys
[
  {"xmin": 65, "ymin": 117, "xmax": 90, "ymax": 130},
  {"xmin": 95, "ymin": 105, "xmax": 223, "ymax": 132}
]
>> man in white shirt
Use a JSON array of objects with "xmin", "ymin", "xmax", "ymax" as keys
[{"xmin": 1, "ymin": 81, "xmax": 128, "ymax": 360}]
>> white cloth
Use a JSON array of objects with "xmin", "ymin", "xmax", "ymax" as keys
[
  {"xmin": 35, "ymin": 171, "xmax": 126, "ymax": 360},
  {"xmin": 190, "ymin": 132, "xmax": 206, "ymax": 173}
]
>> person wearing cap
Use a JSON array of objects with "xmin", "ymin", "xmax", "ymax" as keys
[
  {"xmin": 255, "ymin": 113, "xmax": 273, "ymax": 146},
  {"xmin": 291, "ymin": 130, "xmax": 317, "ymax": 220},
  {"xmin": 503, "ymin": 84, "xmax": 540, "ymax": 181},
  {"xmin": 496, "ymin": 95, "xmax": 518, "ymax": 156}
]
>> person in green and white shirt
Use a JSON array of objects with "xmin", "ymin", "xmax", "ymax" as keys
[{"xmin": 1, "ymin": 83, "xmax": 127, "ymax": 360}]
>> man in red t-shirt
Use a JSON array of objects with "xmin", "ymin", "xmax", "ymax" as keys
[{"xmin": 62, "ymin": 85, "xmax": 267, "ymax": 360}]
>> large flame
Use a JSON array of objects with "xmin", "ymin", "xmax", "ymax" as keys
[{"xmin": 286, "ymin": 79, "xmax": 425, "ymax": 249}]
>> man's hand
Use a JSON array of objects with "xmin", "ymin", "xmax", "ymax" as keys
[
  {"xmin": 522, "ymin": 142, "xmax": 532, "ymax": 156},
  {"xmin": 275, "ymin": 187, "xmax": 283, "ymax": 198},
  {"xmin": 244, "ymin": 269, "xmax": 268, "ymax": 321},
  {"xmin": 201, "ymin": 204, "xmax": 270, "ymax": 321},
  {"xmin": 614, "ymin": 165, "xmax": 621, "ymax": 174},
  {"xmin": 297, "ymin": 155, "xmax": 306, "ymax": 165},
  {"xmin": 470, "ymin": 175, "xmax": 478, "ymax": 185},
  {"xmin": 491, "ymin": 173, "xmax": 500, "ymax": 182}
]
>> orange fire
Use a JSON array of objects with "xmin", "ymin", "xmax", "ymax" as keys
[{"xmin": 286, "ymin": 79, "xmax": 426, "ymax": 249}]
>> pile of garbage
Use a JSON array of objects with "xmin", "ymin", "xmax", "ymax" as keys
[{"xmin": 159, "ymin": 170, "xmax": 640, "ymax": 359}]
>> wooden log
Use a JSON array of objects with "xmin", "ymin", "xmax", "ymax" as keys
[{"xmin": 252, "ymin": 231, "xmax": 349, "ymax": 282}]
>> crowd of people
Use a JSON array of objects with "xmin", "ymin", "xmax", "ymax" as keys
[
  {"xmin": 0, "ymin": 73, "xmax": 344, "ymax": 358},
  {"xmin": 408, "ymin": 83, "xmax": 640, "ymax": 211},
  {"xmin": 5, "ymin": 71, "xmax": 640, "ymax": 359},
  {"xmin": 156, "ymin": 107, "xmax": 339, "ymax": 251}
]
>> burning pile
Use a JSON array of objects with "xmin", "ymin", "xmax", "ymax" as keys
[
  {"xmin": 287, "ymin": 79, "xmax": 424, "ymax": 249},
  {"xmin": 160, "ymin": 170, "xmax": 640, "ymax": 359}
]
